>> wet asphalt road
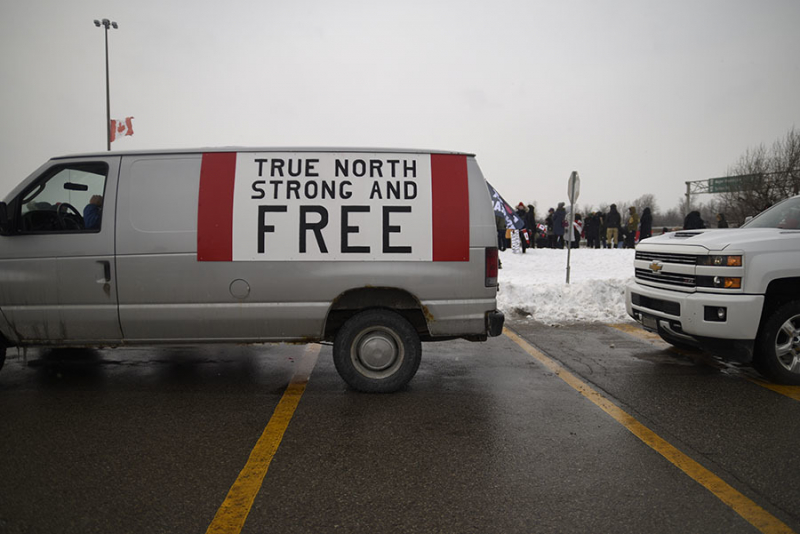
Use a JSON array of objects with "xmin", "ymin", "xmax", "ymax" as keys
[{"xmin": 0, "ymin": 320, "xmax": 798, "ymax": 534}]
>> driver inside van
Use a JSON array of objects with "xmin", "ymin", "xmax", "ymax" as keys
[{"xmin": 84, "ymin": 195, "xmax": 103, "ymax": 229}]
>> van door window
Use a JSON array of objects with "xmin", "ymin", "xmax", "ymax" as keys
[{"xmin": 17, "ymin": 163, "xmax": 108, "ymax": 233}]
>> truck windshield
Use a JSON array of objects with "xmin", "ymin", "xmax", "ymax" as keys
[{"xmin": 742, "ymin": 196, "xmax": 800, "ymax": 229}]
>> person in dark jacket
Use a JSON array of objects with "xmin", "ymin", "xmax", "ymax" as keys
[
  {"xmin": 495, "ymin": 213, "xmax": 507, "ymax": 251},
  {"xmin": 553, "ymin": 202, "xmax": 567, "ymax": 249},
  {"xmin": 625, "ymin": 206, "xmax": 639, "ymax": 248},
  {"xmin": 584, "ymin": 212, "xmax": 600, "ymax": 249},
  {"xmin": 545, "ymin": 208, "xmax": 555, "ymax": 248},
  {"xmin": 525, "ymin": 204, "xmax": 536, "ymax": 248},
  {"xmin": 716, "ymin": 213, "xmax": 729, "ymax": 228},
  {"xmin": 605, "ymin": 204, "xmax": 621, "ymax": 248},
  {"xmin": 598, "ymin": 211, "xmax": 607, "ymax": 248},
  {"xmin": 683, "ymin": 210, "xmax": 705, "ymax": 230},
  {"xmin": 639, "ymin": 207, "xmax": 653, "ymax": 241},
  {"xmin": 515, "ymin": 202, "xmax": 530, "ymax": 253}
]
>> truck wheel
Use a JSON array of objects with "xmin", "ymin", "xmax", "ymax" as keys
[
  {"xmin": 333, "ymin": 309, "xmax": 421, "ymax": 393},
  {"xmin": 754, "ymin": 301, "xmax": 800, "ymax": 385}
]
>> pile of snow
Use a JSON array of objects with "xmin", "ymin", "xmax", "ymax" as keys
[{"xmin": 497, "ymin": 247, "xmax": 636, "ymax": 325}]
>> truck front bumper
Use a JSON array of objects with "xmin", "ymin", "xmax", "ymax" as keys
[
  {"xmin": 625, "ymin": 280, "xmax": 764, "ymax": 340},
  {"xmin": 625, "ymin": 280, "xmax": 763, "ymax": 361}
]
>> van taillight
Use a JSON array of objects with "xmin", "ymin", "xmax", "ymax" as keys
[{"xmin": 485, "ymin": 247, "xmax": 498, "ymax": 287}]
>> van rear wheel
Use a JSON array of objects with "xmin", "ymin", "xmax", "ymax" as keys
[
  {"xmin": 333, "ymin": 309, "xmax": 421, "ymax": 393},
  {"xmin": 754, "ymin": 301, "xmax": 800, "ymax": 385}
]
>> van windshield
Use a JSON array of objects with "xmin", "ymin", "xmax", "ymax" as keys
[{"xmin": 741, "ymin": 196, "xmax": 800, "ymax": 229}]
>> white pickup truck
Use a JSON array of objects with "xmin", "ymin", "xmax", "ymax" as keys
[{"xmin": 625, "ymin": 195, "xmax": 800, "ymax": 384}]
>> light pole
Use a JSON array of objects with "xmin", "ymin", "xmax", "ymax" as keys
[{"xmin": 94, "ymin": 18, "xmax": 118, "ymax": 151}]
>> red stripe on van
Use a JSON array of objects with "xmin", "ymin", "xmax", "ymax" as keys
[
  {"xmin": 431, "ymin": 154, "xmax": 470, "ymax": 261},
  {"xmin": 198, "ymin": 152, "xmax": 237, "ymax": 261}
]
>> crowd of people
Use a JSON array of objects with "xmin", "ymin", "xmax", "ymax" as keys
[{"xmin": 496, "ymin": 201, "xmax": 729, "ymax": 251}]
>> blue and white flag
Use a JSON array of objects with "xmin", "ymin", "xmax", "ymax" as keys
[{"xmin": 486, "ymin": 182, "xmax": 525, "ymax": 230}]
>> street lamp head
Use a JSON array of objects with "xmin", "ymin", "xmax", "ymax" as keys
[{"xmin": 94, "ymin": 18, "xmax": 118, "ymax": 30}]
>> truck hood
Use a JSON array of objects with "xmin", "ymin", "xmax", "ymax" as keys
[{"xmin": 638, "ymin": 228, "xmax": 799, "ymax": 251}]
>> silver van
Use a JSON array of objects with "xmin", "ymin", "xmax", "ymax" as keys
[{"xmin": 0, "ymin": 148, "xmax": 503, "ymax": 392}]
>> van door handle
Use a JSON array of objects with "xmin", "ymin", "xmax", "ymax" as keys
[{"xmin": 97, "ymin": 260, "xmax": 111, "ymax": 283}]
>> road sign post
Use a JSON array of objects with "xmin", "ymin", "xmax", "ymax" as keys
[{"xmin": 566, "ymin": 171, "xmax": 580, "ymax": 284}]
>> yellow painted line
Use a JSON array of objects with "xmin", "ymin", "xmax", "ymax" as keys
[
  {"xmin": 504, "ymin": 327, "xmax": 795, "ymax": 534},
  {"xmin": 749, "ymin": 380, "xmax": 800, "ymax": 402},
  {"xmin": 206, "ymin": 344, "xmax": 320, "ymax": 534},
  {"xmin": 609, "ymin": 323, "xmax": 800, "ymax": 402}
]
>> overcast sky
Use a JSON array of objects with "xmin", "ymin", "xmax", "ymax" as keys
[{"xmin": 1, "ymin": 0, "xmax": 798, "ymax": 215}]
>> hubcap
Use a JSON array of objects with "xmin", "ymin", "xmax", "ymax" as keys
[
  {"xmin": 351, "ymin": 326, "xmax": 404, "ymax": 379},
  {"xmin": 774, "ymin": 313, "xmax": 800, "ymax": 374},
  {"xmin": 358, "ymin": 332, "xmax": 397, "ymax": 371}
]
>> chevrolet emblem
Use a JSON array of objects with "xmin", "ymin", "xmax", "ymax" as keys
[{"xmin": 649, "ymin": 261, "xmax": 663, "ymax": 273}]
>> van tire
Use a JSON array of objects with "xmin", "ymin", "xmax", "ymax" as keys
[
  {"xmin": 753, "ymin": 301, "xmax": 800, "ymax": 385},
  {"xmin": 333, "ymin": 309, "xmax": 421, "ymax": 393},
  {"xmin": 0, "ymin": 344, "xmax": 5, "ymax": 373}
]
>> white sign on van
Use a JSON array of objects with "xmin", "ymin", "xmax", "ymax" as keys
[
  {"xmin": 229, "ymin": 152, "xmax": 432, "ymax": 261},
  {"xmin": 197, "ymin": 152, "xmax": 470, "ymax": 261},
  {"xmin": 197, "ymin": 151, "xmax": 470, "ymax": 262}
]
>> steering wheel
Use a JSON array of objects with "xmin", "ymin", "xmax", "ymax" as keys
[{"xmin": 57, "ymin": 202, "xmax": 84, "ymax": 230}]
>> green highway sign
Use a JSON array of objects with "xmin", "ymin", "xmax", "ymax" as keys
[{"xmin": 708, "ymin": 174, "xmax": 760, "ymax": 193}]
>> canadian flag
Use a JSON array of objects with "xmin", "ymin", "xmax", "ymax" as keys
[{"xmin": 109, "ymin": 117, "xmax": 134, "ymax": 143}]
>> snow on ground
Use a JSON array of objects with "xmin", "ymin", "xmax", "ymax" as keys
[{"xmin": 497, "ymin": 247, "xmax": 636, "ymax": 325}]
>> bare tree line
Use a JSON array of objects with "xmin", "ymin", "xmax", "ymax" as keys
[
  {"xmin": 715, "ymin": 127, "xmax": 800, "ymax": 226},
  {"xmin": 560, "ymin": 127, "xmax": 799, "ymax": 229}
]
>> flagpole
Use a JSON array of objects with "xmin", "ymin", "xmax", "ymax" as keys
[{"xmin": 94, "ymin": 19, "xmax": 118, "ymax": 151}]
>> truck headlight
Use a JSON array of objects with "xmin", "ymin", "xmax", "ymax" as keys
[
  {"xmin": 698, "ymin": 255, "xmax": 742, "ymax": 267},
  {"xmin": 697, "ymin": 276, "xmax": 742, "ymax": 289},
  {"xmin": 714, "ymin": 276, "xmax": 742, "ymax": 289}
]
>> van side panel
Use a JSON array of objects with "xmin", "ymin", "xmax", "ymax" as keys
[
  {"xmin": 115, "ymin": 155, "xmax": 329, "ymax": 341},
  {"xmin": 114, "ymin": 152, "xmax": 497, "ymax": 343},
  {"xmin": 422, "ymin": 157, "xmax": 497, "ymax": 336},
  {"xmin": 116, "ymin": 255, "xmax": 330, "ymax": 341}
]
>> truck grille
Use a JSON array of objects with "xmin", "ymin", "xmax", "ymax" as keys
[
  {"xmin": 635, "ymin": 251, "xmax": 697, "ymax": 265},
  {"xmin": 635, "ymin": 268, "xmax": 696, "ymax": 288},
  {"xmin": 630, "ymin": 292, "xmax": 681, "ymax": 316}
]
